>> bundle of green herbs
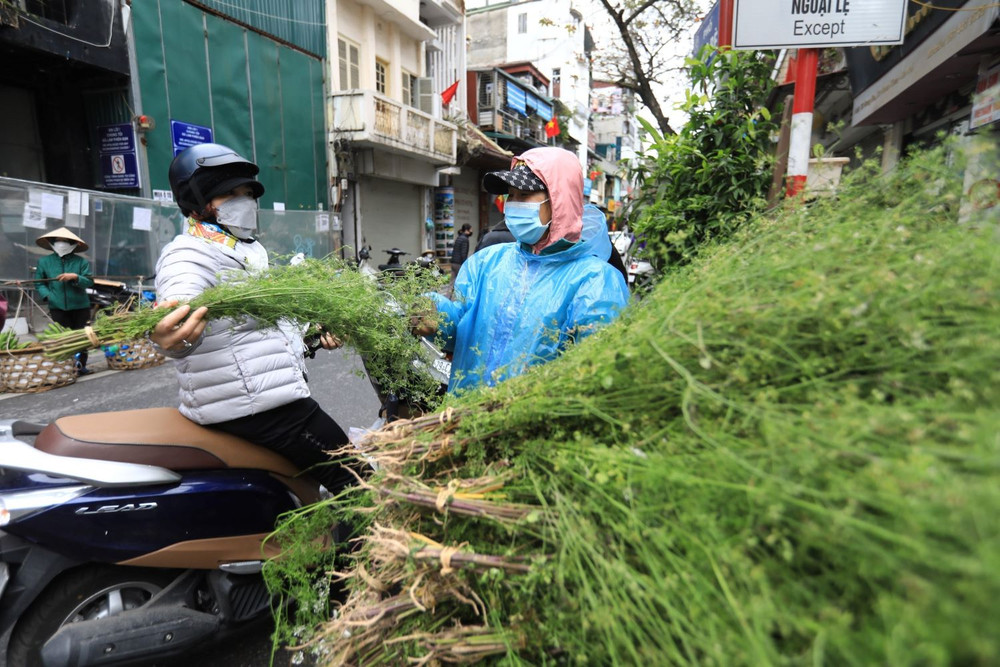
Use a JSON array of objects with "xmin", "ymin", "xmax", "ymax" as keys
[
  {"xmin": 37, "ymin": 257, "xmax": 446, "ymax": 406},
  {"xmin": 266, "ymin": 143, "xmax": 999, "ymax": 665}
]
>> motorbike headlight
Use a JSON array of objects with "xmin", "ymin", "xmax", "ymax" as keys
[{"xmin": 0, "ymin": 485, "xmax": 91, "ymax": 526}]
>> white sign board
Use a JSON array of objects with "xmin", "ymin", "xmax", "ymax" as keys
[{"xmin": 733, "ymin": 0, "xmax": 907, "ymax": 49}]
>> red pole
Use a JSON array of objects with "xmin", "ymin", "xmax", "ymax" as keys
[
  {"xmin": 718, "ymin": 0, "xmax": 733, "ymax": 49},
  {"xmin": 786, "ymin": 48, "xmax": 818, "ymax": 198}
]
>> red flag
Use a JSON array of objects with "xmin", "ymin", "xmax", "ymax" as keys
[
  {"xmin": 494, "ymin": 195, "xmax": 505, "ymax": 213},
  {"xmin": 441, "ymin": 80, "xmax": 460, "ymax": 106},
  {"xmin": 545, "ymin": 116, "xmax": 560, "ymax": 138}
]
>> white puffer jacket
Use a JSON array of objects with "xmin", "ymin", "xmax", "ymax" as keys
[{"xmin": 154, "ymin": 226, "xmax": 310, "ymax": 425}]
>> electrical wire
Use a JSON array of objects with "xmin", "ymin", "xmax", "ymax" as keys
[{"xmin": 16, "ymin": 0, "xmax": 116, "ymax": 48}]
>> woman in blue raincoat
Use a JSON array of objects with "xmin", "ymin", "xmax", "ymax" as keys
[{"xmin": 417, "ymin": 147, "xmax": 629, "ymax": 393}]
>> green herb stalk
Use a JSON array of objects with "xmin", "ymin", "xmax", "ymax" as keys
[{"xmin": 37, "ymin": 257, "xmax": 447, "ymax": 406}]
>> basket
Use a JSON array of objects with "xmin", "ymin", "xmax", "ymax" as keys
[
  {"xmin": 0, "ymin": 347, "xmax": 76, "ymax": 393},
  {"xmin": 103, "ymin": 338, "xmax": 166, "ymax": 371}
]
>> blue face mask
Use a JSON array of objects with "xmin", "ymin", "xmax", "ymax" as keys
[{"xmin": 504, "ymin": 199, "xmax": 550, "ymax": 245}]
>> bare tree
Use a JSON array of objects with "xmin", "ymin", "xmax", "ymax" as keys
[{"xmin": 593, "ymin": 0, "xmax": 699, "ymax": 136}]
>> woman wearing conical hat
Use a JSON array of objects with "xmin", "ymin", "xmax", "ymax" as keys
[{"xmin": 34, "ymin": 227, "xmax": 94, "ymax": 375}]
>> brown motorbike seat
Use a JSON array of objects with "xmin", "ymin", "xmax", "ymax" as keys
[{"xmin": 34, "ymin": 407, "xmax": 303, "ymax": 477}]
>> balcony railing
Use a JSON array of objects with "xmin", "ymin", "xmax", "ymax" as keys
[
  {"xmin": 331, "ymin": 90, "xmax": 457, "ymax": 165},
  {"xmin": 477, "ymin": 106, "xmax": 547, "ymax": 145}
]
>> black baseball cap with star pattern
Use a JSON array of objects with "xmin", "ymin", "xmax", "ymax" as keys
[{"xmin": 482, "ymin": 162, "xmax": 547, "ymax": 195}]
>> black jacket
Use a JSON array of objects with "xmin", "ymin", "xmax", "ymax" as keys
[
  {"xmin": 475, "ymin": 221, "xmax": 515, "ymax": 251},
  {"xmin": 451, "ymin": 232, "xmax": 471, "ymax": 267}
]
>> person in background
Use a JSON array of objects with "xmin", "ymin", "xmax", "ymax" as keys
[
  {"xmin": 34, "ymin": 228, "xmax": 94, "ymax": 375},
  {"xmin": 413, "ymin": 147, "xmax": 629, "ymax": 393},
  {"xmin": 475, "ymin": 217, "xmax": 515, "ymax": 251},
  {"xmin": 449, "ymin": 223, "xmax": 473, "ymax": 284},
  {"xmin": 148, "ymin": 143, "xmax": 352, "ymax": 494}
]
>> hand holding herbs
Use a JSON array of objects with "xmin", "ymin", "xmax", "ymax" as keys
[
  {"xmin": 148, "ymin": 302, "xmax": 209, "ymax": 352},
  {"xmin": 38, "ymin": 257, "xmax": 447, "ymax": 407}
]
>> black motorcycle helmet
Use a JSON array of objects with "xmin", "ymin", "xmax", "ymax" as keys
[{"xmin": 168, "ymin": 143, "xmax": 265, "ymax": 217}]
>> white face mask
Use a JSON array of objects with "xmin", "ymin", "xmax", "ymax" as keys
[
  {"xmin": 51, "ymin": 240, "xmax": 77, "ymax": 257},
  {"xmin": 215, "ymin": 195, "xmax": 258, "ymax": 240}
]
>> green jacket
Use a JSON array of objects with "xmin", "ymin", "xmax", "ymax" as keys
[{"xmin": 35, "ymin": 252, "xmax": 93, "ymax": 311}]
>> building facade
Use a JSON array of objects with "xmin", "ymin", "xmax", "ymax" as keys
[{"xmin": 326, "ymin": 0, "xmax": 463, "ymax": 262}]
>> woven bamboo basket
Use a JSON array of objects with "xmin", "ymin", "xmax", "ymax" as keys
[
  {"xmin": 0, "ymin": 347, "xmax": 76, "ymax": 393},
  {"xmin": 104, "ymin": 338, "xmax": 166, "ymax": 371}
]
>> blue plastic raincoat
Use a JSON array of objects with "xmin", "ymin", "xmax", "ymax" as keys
[{"xmin": 430, "ymin": 204, "xmax": 628, "ymax": 393}]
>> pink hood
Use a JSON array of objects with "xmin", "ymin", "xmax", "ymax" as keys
[{"xmin": 517, "ymin": 148, "xmax": 583, "ymax": 253}]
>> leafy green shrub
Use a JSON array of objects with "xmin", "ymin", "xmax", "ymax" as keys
[{"xmin": 625, "ymin": 46, "xmax": 778, "ymax": 271}]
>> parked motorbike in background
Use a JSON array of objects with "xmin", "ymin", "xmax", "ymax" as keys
[
  {"xmin": 375, "ymin": 248, "xmax": 440, "ymax": 281},
  {"xmin": 86, "ymin": 280, "xmax": 151, "ymax": 319},
  {"xmin": 609, "ymin": 229, "xmax": 654, "ymax": 292},
  {"xmin": 0, "ymin": 411, "xmax": 325, "ymax": 667}
]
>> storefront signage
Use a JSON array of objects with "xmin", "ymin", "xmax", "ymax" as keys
[
  {"xmin": 853, "ymin": 3, "xmax": 999, "ymax": 124},
  {"xmin": 733, "ymin": 0, "xmax": 907, "ymax": 49},
  {"xmin": 970, "ymin": 63, "xmax": 1000, "ymax": 129},
  {"xmin": 170, "ymin": 119, "xmax": 214, "ymax": 156},
  {"xmin": 98, "ymin": 123, "xmax": 139, "ymax": 189},
  {"xmin": 845, "ymin": 0, "xmax": 962, "ymax": 95}
]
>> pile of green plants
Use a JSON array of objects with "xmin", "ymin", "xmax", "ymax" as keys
[
  {"xmin": 37, "ymin": 258, "xmax": 446, "ymax": 406},
  {"xmin": 0, "ymin": 330, "xmax": 31, "ymax": 352},
  {"xmin": 265, "ymin": 143, "xmax": 999, "ymax": 665},
  {"xmin": 624, "ymin": 46, "xmax": 779, "ymax": 271}
]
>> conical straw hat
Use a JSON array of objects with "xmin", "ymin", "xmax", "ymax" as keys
[{"xmin": 36, "ymin": 227, "xmax": 89, "ymax": 253}]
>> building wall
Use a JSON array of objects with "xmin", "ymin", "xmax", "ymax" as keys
[
  {"xmin": 337, "ymin": 0, "xmax": 424, "ymax": 102},
  {"xmin": 357, "ymin": 176, "xmax": 424, "ymax": 257},
  {"xmin": 466, "ymin": 0, "xmax": 590, "ymax": 166},
  {"xmin": 195, "ymin": 0, "xmax": 326, "ymax": 56},
  {"xmin": 466, "ymin": 10, "xmax": 509, "ymax": 67},
  {"xmin": 133, "ymin": 1, "xmax": 327, "ymax": 211}
]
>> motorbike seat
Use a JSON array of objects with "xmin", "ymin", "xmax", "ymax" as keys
[{"xmin": 34, "ymin": 407, "xmax": 303, "ymax": 478}]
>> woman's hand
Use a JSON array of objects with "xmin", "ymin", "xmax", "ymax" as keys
[
  {"xmin": 150, "ymin": 301, "xmax": 208, "ymax": 352},
  {"xmin": 56, "ymin": 273, "xmax": 78, "ymax": 282},
  {"xmin": 319, "ymin": 331, "xmax": 343, "ymax": 350},
  {"xmin": 409, "ymin": 311, "xmax": 437, "ymax": 338}
]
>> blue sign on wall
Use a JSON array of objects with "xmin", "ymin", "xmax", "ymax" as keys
[
  {"xmin": 98, "ymin": 123, "xmax": 139, "ymax": 189},
  {"xmin": 170, "ymin": 120, "xmax": 214, "ymax": 156}
]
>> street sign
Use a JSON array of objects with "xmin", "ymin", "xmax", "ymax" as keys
[
  {"xmin": 693, "ymin": 1, "xmax": 720, "ymax": 56},
  {"xmin": 733, "ymin": 0, "xmax": 907, "ymax": 49},
  {"xmin": 98, "ymin": 123, "xmax": 140, "ymax": 189},
  {"xmin": 170, "ymin": 120, "xmax": 214, "ymax": 156}
]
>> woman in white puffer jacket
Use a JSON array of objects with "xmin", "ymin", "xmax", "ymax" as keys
[{"xmin": 149, "ymin": 143, "xmax": 352, "ymax": 493}]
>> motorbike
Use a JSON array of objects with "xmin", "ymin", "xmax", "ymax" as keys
[
  {"xmin": 0, "ymin": 250, "xmax": 451, "ymax": 665},
  {"xmin": 0, "ymin": 409, "xmax": 325, "ymax": 667},
  {"xmin": 374, "ymin": 248, "xmax": 440, "ymax": 281},
  {"xmin": 609, "ymin": 229, "xmax": 654, "ymax": 292},
  {"xmin": 86, "ymin": 280, "xmax": 150, "ymax": 320}
]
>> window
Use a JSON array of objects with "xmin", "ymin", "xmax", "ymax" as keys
[
  {"xmin": 375, "ymin": 60, "xmax": 388, "ymax": 95},
  {"xmin": 338, "ymin": 38, "xmax": 360, "ymax": 91},
  {"xmin": 551, "ymin": 68, "xmax": 560, "ymax": 83},
  {"xmin": 402, "ymin": 72, "xmax": 417, "ymax": 107},
  {"xmin": 517, "ymin": 13, "xmax": 527, "ymax": 34}
]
